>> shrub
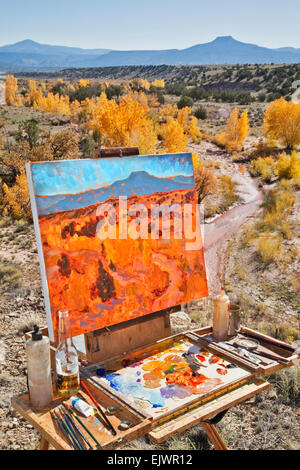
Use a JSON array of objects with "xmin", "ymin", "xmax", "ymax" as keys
[
  {"xmin": 255, "ymin": 233, "xmax": 283, "ymax": 264},
  {"xmin": 219, "ymin": 174, "xmax": 239, "ymax": 210},
  {"xmin": 3, "ymin": 170, "xmax": 32, "ymax": 221},
  {"xmin": 177, "ymin": 95, "xmax": 194, "ymax": 109},
  {"xmin": 249, "ymin": 156, "xmax": 274, "ymax": 182},
  {"xmin": 194, "ymin": 106, "xmax": 207, "ymax": 120},
  {"xmin": 0, "ymin": 261, "xmax": 22, "ymax": 292},
  {"xmin": 15, "ymin": 119, "xmax": 40, "ymax": 149},
  {"xmin": 257, "ymin": 181, "xmax": 296, "ymax": 236},
  {"xmin": 274, "ymin": 151, "xmax": 300, "ymax": 180},
  {"xmin": 192, "ymin": 155, "xmax": 217, "ymax": 203}
]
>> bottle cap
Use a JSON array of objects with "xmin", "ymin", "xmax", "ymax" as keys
[{"xmin": 32, "ymin": 325, "xmax": 42, "ymax": 341}]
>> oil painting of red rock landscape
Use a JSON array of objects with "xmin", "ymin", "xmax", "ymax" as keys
[{"xmin": 26, "ymin": 153, "xmax": 208, "ymax": 340}]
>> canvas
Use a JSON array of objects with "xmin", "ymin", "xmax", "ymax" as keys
[{"xmin": 26, "ymin": 153, "xmax": 208, "ymax": 341}]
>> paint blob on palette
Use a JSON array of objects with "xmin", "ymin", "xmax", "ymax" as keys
[{"xmin": 97, "ymin": 339, "xmax": 250, "ymax": 417}]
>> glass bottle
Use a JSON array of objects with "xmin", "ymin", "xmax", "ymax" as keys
[
  {"xmin": 55, "ymin": 310, "xmax": 80, "ymax": 398},
  {"xmin": 212, "ymin": 287, "xmax": 230, "ymax": 342}
]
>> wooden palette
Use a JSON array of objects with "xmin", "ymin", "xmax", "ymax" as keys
[{"xmin": 82, "ymin": 333, "xmax": 255, "ymax": 424}]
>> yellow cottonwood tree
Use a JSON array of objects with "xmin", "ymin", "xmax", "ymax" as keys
[
  {"xmin": 218, "ymin": 108, "xmax": 249, "ymax": 153},
  {"xmin": 151, "ymin": 80, "xmax": 165, "ymax": 88},
  {"xmin": 161, "ymin": 117, "xmax": 188, "ymax": 153},
  {"xmin": 264, "ymin": 98, "xmax": 300, "ymax": 149},
  {"xmin": 89, "ymin": 91, "xmax": 157, "ymax": 153},
  {"xmin": 3, "ymin": 170, "xmax": 31, "ymax": 220},
  {"xmin": 188, "ymin": 116, "xmax": 202, "ymax": 143},
  {"xmin": 79, "ymin": 79, "xmax": 90, "ymax": 88},
  {"xmin": 5, "ymin": 75, "xmax": 18, "ymax": 105},
  {"xmin": 159, "ymin": 104, "xmax": 178, "ymax": 119},
  {"xmin": 177, "ymin": 107, "xmax": 192, "ymax": 129}
]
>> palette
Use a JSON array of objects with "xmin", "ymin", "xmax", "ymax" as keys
[{"xmin": 83, "ymin": 334, "xmax": 254, "ymax": 423}]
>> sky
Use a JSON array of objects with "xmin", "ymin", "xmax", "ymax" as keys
[
  {"xmin": 31, "ymin": 154, "xmax": 194, "ymax": 196},
  {"xmin": 0, "ymin": 0, "xmax": 300, "ymax": 50}
]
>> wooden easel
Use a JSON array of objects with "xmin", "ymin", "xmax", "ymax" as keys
[
  {"xmin": 15, "ymin": 147, "xmax": 289, "ymax": 451},
  {"xmin": 82, "ymin": 147, "xmax": 228, "ymax": 449}
]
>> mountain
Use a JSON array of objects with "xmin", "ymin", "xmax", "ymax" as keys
[
  {"xmin": 0, "ymin": 39, "xmax": 111, "ymax": 70},
  {"xmin": 36, "ymin": 171, "xmax": 194, "ymax": 216},
  {"xmin": 1, "ymin": 36, "xmax": 300, "ymax": 70}
]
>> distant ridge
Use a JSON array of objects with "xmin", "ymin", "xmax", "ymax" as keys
[
  {"xmin": 36, "ymin": 172, "xmax": 194, "ymax": 216},
  {"xmin": 1, "ymin": 36, "xmax": 300, "ymax": 70}
]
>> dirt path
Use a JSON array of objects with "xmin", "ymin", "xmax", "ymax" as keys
[{"xmin": 189, "ymin": 141, "xmax": 262, "ymax": 295}]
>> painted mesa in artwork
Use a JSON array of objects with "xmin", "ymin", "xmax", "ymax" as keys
[{"xmin": 27, "ymin": 153, "xmax": 208, "ymax": 340}]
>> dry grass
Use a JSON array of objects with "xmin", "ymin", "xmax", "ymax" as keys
[
  {"xmin": 255, "ymin": 233, "xmax": 283, "ymax": 265},
  {"xmin": 16, "ymin": 312, "xmax": 42, "ymax": 336},
  {"xmin": 0, "ymin": 261, "xmax": 22, "ymax": 292}
]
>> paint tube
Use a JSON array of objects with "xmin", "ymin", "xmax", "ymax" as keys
[{"xmin": 70, "ymin": 397, "xmax": 95, "ymax": 417}]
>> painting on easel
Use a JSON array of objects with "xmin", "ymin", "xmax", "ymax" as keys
[{"xmin": 26, "ymin": 153, "xmax": 208, "ymax": 341}]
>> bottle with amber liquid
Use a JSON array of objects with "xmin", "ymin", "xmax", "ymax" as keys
[
  {"xmin": 55, "ymin": 310, "xmax": 80, "ymax": 398},
  {"xmin": 212, "ymin": 287, "xmax": 230, "ymax": 342}
]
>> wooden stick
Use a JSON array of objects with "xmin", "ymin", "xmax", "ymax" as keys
[{"xmin": 80, "ymin": 380, "xmax": 117, "ymax": 436}]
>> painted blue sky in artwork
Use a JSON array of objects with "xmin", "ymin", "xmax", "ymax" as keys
[{"xmin": 31, "ymin": 153, "xmax": 194, "ymax": 196}]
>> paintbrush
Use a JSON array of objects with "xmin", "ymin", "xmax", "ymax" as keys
[
  {"xmin": 59, "ymin": 406, "xmax": 87, "ymax": 450},
  {"xmin": 64, "ymin": 402, "xmax": 104, "ymax": 450},
  {"xmin": 56, "ymin": 408, "xmax": 83, "ymax": 450},
  {"xmin": 51, "ymin": 409, "xmax": 77, "ymax": 450},
  {"xmin": 80, "ymin": 380, "xmax": 117, "ymax": 436},
  {"xmin": 62, "ymin": 404, "xmax": 93, "ymax": 450}
]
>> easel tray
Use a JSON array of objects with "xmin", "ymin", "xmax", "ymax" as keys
[
  {"xmin": 82, "ymin": 332, "xmax": 258, "ymax": 427},
  {"xmin": 191, "ymin": 326, "xmax": 299, "ymax": 376},
  {"xmin": 11, "ymin": 382, "xmax": 151, "ymax": 450}
]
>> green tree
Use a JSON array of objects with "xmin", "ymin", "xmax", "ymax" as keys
[{"xmin": 177, "ymin": 95, "xmax": 194, "ymax": 109}]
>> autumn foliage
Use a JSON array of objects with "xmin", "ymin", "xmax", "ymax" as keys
[
  {"xmin": 192, "ymin": 154, "xmax": 217, "ymax": 203},
  {"xmin": 218, "ymin": 108, "xmax": 249, "ymax": 153},
  {"xmin": 264, "ymin": 98, "xmax": 300, "ymax": 149},
  {"xmin": 5, "ymin": 75, "xmax": 18, "ymax": 105}
]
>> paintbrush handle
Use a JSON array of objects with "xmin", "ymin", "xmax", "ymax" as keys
[
  {"xmin": 60, "ymin": 415, "xmax": 83, "ymax": 450},
  {"xmin": 63, "ymin": 406, "xmax": 93, "ymax": 450},
  {"xmin": 70, "ymin": 408, "xmax": 104, "ymax": 450},
  {"xmin": 80, "ymin": 380, "xmax": 117, "ymax": 436},
  {"xmin": 62, "ymin": 410, "xmax": 85, "ymax": 450},
  {"xmin": 51, "ymin": 411, "xmax": 77, "ymax": 450}
]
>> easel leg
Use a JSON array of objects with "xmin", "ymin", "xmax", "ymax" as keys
[
  {"xmin": 40, "ymin": 436, "xmax": 50, "ymax": 450},
  {"xmin": 201, "ymin": 422, "xmax": 228, "ymax": 450}
]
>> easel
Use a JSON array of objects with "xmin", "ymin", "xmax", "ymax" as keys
[
  {"xmin": 12, "ymin": 147, "xmax": 298, "ymax": 451},
  {"xmin": 54, "ymin": 147, "xmax": 251, "ymax": 449}
]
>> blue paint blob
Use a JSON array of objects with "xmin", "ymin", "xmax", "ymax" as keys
[{"xmin": 104, "ymin": 370, "xmax": 166, "ymax": 407}]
